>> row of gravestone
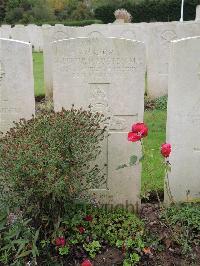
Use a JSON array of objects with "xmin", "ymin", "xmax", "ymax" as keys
[
  {"xmin": 0, "ymin": 24, "xmax": 43, "ymax": 52},
  {"xmin": 42, "ymin": 21, "xmax": 200, "ymax": 99},
  {"xmin": 1, "ymin": 17, "xmax": 200, "ymax": 99},
  {"xmin": 0, "ymin": 36, "xmax": 200, "ymax": 209}
]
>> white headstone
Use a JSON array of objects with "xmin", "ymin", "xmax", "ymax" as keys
[
  {"xmin": 166, "ymin": 36, "xmax": 200, "ymax": 202},
  {"xmin": 52, "ymin": 37, "xmax": 146, "ymax": 208},
  {"xmin": 42, "ymin": 24, "xmax": 77, "ymax": 98},
  {"xmin": 0, "ymin": 39, "xmax": 35, "ymax": 134},
  {"xmin": 196, "ymin": 5, "xmax": 200, "ymax": 21},
  {"xmin": 11, "ymin": 25, "xmax": 30, "ymax": 43},
  {"xmin": 0, "ymin": 25, "xmax": 12, "ymax": 39},
  {"xmin": 26, "ymin": 24, "xmax": 43, "ymax": 52},
  {"xmin": 145, "ymin": 22, "xmax": 178, "ymax": 98}
]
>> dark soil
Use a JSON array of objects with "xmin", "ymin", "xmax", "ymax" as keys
[{"xmin": 92, "ymin": 203, "xmax": 200, "ymax": 266}]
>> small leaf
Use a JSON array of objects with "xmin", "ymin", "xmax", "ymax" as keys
[
  {"xmin": 16, "ymin": 250, "xmax": 32, "ymax": 259},
  {"xmin": 116, "ymin": 164, "xmax": 128, "ymax": 170},
  {"xmin": 129, "ymin": 155, "xmax": 137, "ymax": 166}
]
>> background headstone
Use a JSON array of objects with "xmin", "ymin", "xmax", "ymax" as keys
[
  {"xmin": 42, "ymin": 24, "xmax": 77, "ymax": 98},
  {"xmin": 26, "ymin": 24, "xmax": 43, "ymax": 52},
  {"xmin": 166, "ymin": 36, "xmax": 200, "ymax": 202},
  {"xmin": 0, "ymin": 25, "xmax": 12, "ymax": 39},
  {"xmin": 0, "ymin": 39, "xmax": 35, "ymax": 134},
  {"xmin": 145, "ymin": 22, "xmax": 178, "ymax": 98},
  {"xmin": 52, "ymin": 37, "xmax": 146, "ymax": 208},
  {"xmin": 11, "ymin": 25, "xmax": 30, "ymax": 43},
  {"xmin": 196, "ymin": 5, "xmax": 200, "ymax": 21}
]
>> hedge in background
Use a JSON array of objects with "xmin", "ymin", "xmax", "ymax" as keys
[{"xmin": 95, "ymin": 0, "xmax": 200, "ymax": 23}]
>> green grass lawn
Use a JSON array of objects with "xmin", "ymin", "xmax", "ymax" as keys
[
  {"xmin": 33, "ymin": 52, "xmax": 45, "ymax": 96},
  {"xmin": 142, "ymin": 110, "xmax": 167, "ymax": 195},
  {"xmin": 32, "ymin": 52, "xmax": 167, "ymax": 195}
]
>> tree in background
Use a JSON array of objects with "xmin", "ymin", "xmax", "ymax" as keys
[
  {"xmin": 0, "ymin": 0, "xmax": 7, "ymax": 22},
  {"xmin": 4, "ymin": 0, "xmax": 55, "ymax": 24}
]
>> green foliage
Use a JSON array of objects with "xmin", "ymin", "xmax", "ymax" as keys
[
  {"xmin": 0, "ymin": 107, "xmax": 107, "ymax": 228},
  {"xmin": 95, "ymin": 0, "xmax": 200, "ymax": 24},
  {"xmin": 161, "ymin": 204, "xmax": 200, "ymax": 255},
  {"xmin": 0, "ymin": 210, "xmax": 39, "ymax": 265},
  {"xmin": 83, "ymin": 240, "xmax": 101, "ymax": 258},
  {"xmin": 155, "ymin": 95, "xmax": 168, "ymax": 111},
  {"xmin": 39, "ymin": 205, "xmax": 146, "ymax": 264},
  {"xmin": 5, "ymin": 0, "xmax": 56, "ymax": 24}
]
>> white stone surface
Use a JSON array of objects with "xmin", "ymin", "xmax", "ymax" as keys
[
  {"xmin": 196, "ymin": 5, "xmax": 200, "ymax": 21},
  {"xmin": 0, "ymin": 25, "xmax": 12, "ymax": 39},
  {"xmin": 26, "ymin": 24, "xmax": 43, "ymax": 52},
  {"xmin": 166, "ymin": 36, "xmax": 200, "ymax": 202},
  {"xmin": 52, "ymin": 37, "xmax": 146, "ymax": 208},
  {"xmin": 145, "ymin": 22, "xmax": 178, "ymax": 98},
  {"xmin": 0, "ymin": 38, "xmax": 35, "ymax": 134},
  {"xmin": 11, "ymin": 24, "xmax": 30, "ymax": 43},
  {"xmin": 42, "ymin": 24, "xmax": 77, "ymax": 98}
]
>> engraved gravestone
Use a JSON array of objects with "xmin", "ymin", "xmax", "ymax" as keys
[
  {"xmin": 0, "ymin": 39, "xmax": 35, "ymax": 134},
  {"xmin": 166, "ymin": 36, "xmax": 200, "ymax": 202},
  {"xmin": 52, "ymin": 37, "xmax": 146, "ymax": 208}
]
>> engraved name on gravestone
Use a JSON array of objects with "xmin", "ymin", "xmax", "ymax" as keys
[
  {"xmin": 52, "ymin": 37, "xmax": 146, "ymax": 208},
  {"xmin": 0, "ymin": 39, "xmax": 35, "ymax": 134},
  {"xmin": 167, "ymin": 36, "xmax": 200, "ymax": 202}
]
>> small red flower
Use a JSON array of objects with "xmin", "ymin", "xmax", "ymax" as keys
[
  {"xmin": 161, "ymin": 143, "xmax": 171, "ymax": 158},
  {"xmin": 78, "ymin": 226, "xmax": 85, "ymax": 234},
  {"xmin": 84, "ymin": 215, "xmax": 93, "ymax": 222},
  {"xmin": 132, "ymin": 122, "xmax": 148, "ymax": 137},
  {"xmin": 128, "ymin": 132, "xmax": 142, "ymax": 142},
  {"xmin": 55, "ymin": 236, "xmax": 66, "ymax": 246},
  {"xmin": 81, "ymin": 259, "xmax": 92, "ymax": 266}
]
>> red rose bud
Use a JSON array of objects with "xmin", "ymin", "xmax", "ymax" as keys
[
  {"xmin": 132, "ymin": 122, "xmax": 148, "ymax": 137},
  {"xmin": 84, "ymin": 215, "xmax": 93, "ymax": 222},
  {"xmin": 59, "ymin": 236, "xmax": 66, "ymax": 246},
  {"xmin": 78, "ymin": 226, "xmax": 85, "ymax": 234},
  {"xmin": 55, "ymin": 236, "xmax": 66, "ymax": 246},
  {"xmin": 161, "ymin": 143, "xmax": 171, "ymax": 158},
  {"xmin": 128, "ymin": 132, "xmax": 142, "ymax": 142},
  {"xmin": 81, "ymin": 259, "xmax": 93, "ymax": 266}
]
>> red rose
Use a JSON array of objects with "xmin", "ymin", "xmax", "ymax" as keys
[
  {"xmin": 132, "ymin": 122, "xmax": 148, "ymax": 138},
  {"xmin": 59, "ymin": 236, "xmax": 66, "ymax": 246},
  {"xmin": 84, "ymin": 215, "xmax": 93, "ymax": 222},
  {"xmin": 161, "ymin": 143, "xmax": 171, "ymax": 158},
  {"xmin": 81, "ymin": 259, "xmax": 92, "ymax": 266},
  {"xmin": 55, "ymin": 236, "xmax": 66, "ymax": 246},
  {"xmin": 78, "ymin": 226, "xmax": 85, "ymax": 234},
  {"xmin": 128, "ymin": 132, "xmax": 142, "ymax": 142}
]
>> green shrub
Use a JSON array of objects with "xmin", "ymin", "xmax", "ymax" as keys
[
  {"xmin": 155, "ymin": 95, "xmax": 168, "ymax": 110},
  {"xmin": 161, "ymin": 204, "xmax": 200, "ymax": 255},
  {"xmin": 0, "ymin": 107, "xmax": 107, "ymax": 228}
]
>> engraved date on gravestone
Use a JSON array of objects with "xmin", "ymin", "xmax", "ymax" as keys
[{"xmin": 0, "ymin": 107, "xmax": 18, "ymax": 113}]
